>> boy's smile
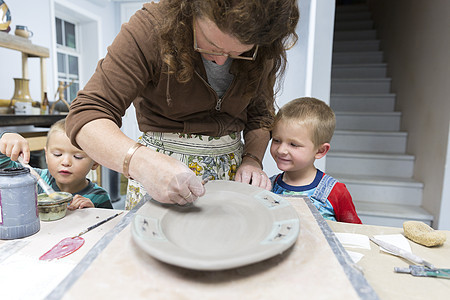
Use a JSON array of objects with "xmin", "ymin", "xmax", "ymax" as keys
[{"xmin": 270, "ymin": 119, "xmax": 328, "ymax": 185}]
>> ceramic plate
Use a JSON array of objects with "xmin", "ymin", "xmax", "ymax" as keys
[{"xmin": 131, "ymin": 180, "xmax": 300, "ymax": 271}]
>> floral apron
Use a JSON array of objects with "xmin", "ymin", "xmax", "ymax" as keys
[{"xmin": 125, "ymin": 132, "xmax": 243, "ymax": 210}]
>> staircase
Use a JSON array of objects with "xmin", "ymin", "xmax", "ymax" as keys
[{"xmin": 327, "ymin": 3, "xmax": 433, "ymax": 227}]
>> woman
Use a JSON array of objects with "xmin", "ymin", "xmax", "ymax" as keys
[{"xmin": 66, "ymin": 0, "xmax": 299, "ymax": 208}]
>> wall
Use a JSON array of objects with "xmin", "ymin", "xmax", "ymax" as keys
[{"xmin": 368, "ymin": 0, "xmax": 450, "ymax": 229}]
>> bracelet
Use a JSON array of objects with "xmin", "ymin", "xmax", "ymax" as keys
[
  {"xmin": 123, "ymin": 143, "xmax": 143, "ymax": 179},
  {"xmin": 242, "ymin": 152, "xmax": 263, "ymax": 170}
]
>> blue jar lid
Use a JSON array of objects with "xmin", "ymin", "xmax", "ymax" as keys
[{"xmin": 0, "ymin": 167, "xmax": 30, "ymax": 176}]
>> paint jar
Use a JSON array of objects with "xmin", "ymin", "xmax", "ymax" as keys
[
  {"xmin": 0, "ymin": 167, "xmax": 40, "ymax": 239},
  {"xmin": 37, "ymin": 192, "xmax": 72, "ymax": 221}
]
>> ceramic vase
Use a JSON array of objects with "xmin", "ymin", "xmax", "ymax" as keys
[{"xmin": 11, "ymin": 78, "xmax": 33, "ymax": 114}]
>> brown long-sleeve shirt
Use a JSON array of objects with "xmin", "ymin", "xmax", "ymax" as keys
[{"xmin": 66, "ymin": 2, "xmax": 275, "ymax": 148}]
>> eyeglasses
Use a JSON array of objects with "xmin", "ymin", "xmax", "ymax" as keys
[{"xmin": 193, "ymin": 20, "xmax": 259, "ymax": 61}]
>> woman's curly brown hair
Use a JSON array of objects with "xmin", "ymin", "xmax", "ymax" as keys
[{"xmin": 158, "ymin": 0, "xmax": 299, "ymax": 115}]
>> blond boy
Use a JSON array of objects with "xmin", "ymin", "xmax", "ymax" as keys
[
  {"xmin": 0, "ymin": 119, "xmax": 112, "ymax": 209},
  {"xmin": 269, "ymin": 97, "xmax": 361, "ymax": 223}
]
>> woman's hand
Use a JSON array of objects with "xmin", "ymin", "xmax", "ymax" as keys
[
  {"xmin": 131, "ymin": 148, "xmax": 206, "ymax": 205},
  {"xmin": 236, "ymin": 129, "xmax": 271, "ymax": 190},
  {"xmin": 235, "ymin": 159, "xmax": 271, "ymax": 191},
  {"xmin": 68, "ymin": 194, "xmax": 95, "ymax": 210},
  {"xmin": 71, "ymin": 119, "xmax": 205, "ymax": 206},
  {"xmin": 0, "ymin": 132, "xmax": 31, "ymax": 163}
]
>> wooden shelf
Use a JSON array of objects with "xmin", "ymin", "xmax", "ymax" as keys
[
  {"xmin": 0, "ymin": 32, "xmax": 49, "ymax": 58},
  {"xmin": 0, "ymin": 32, "xmax": 50, "ymax": 101},
  {"xmin": 0, "ymin": 115, "xmax": 66, "ymax": 127}
]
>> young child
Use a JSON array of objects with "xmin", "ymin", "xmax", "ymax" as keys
[
  {"xmin": 0, "ymin": 119, "xmax": 113, "ymax": 210},
  {"xmin": 269, "ymin": 97, "xmax": 361, "ymax": 224}
]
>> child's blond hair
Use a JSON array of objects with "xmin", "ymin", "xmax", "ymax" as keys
[
  {"xmin": 46, "ymin": 119, "xmax": 66, "ymax": 146},
  {"xmin": 273, "ymin": 97, "xmax": 336, "ymax": 148}
]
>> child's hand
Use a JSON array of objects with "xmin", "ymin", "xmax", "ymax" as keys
[
  {"xmin": 68, "ymin": 194, "xmax": 95, "ymax": 210},
  {"xmin": 0, "ymin": 133, "xmax": 31, "ymax": 163}
]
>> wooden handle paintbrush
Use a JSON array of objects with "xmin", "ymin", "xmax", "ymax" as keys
[{"xmin": 18, "ymin": 156, "xmax": 64, "ymax": 200}]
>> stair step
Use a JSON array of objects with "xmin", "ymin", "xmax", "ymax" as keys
[
  {"xmin": 334, "ymin": 29, "xmax": 377, "ymax": 41},
  {"xmin": 335, "ymin": 10, "xmax": 372, "ymax": 22},
  {"xmin": 332, "ymin": 51, "xmax": 384, "ymax": 64},
  {"xmin": 329, "ymin": 174, "xmax": 423, "ymax": 206},
  {"xmin": 335, "ymin": 111, "xmax": 401, "ymax": 131},
  {"xmin": 331, "ymin": 3, "xmax": 430, "ymax": 227},
  {"xmin": 332, "ymin": 130, "xmax": 407, "ymax": 153},
  {"xmin": 354, "ymin": 201, "xmax": 433, "ymax": 227},
  {"xmin": 326, "ymin": 151, "xmax": 414, "ymax": 178},
  {"xmin": 332, "ymin": 78, "xmax": 391, "ymax": 94},
  {"xmin": 334, "ymin": 20, "xmax": 374, "ymax": 31},
  {"xmin": 334, "ymin": 40, "xmax": 380, "ymax": 52},
  {"xmin": 330, "ymin": 94, "xmax": 395, "ymax": 112},
  {"xmin": 332, "ymin": 63, "xmax": 387, "ymax": 78},
  {"xmin": 335, "ymin": 4, "xmax": 370, "ymax": 13}
]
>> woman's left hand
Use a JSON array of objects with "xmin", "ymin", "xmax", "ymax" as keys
[
  {"xmin": 235, "ymin": 163, "xmax": 271, "ymax": 191},
  {"xmin": 236, "ymin": 129, "xmax": 271, "ymax": 190}
]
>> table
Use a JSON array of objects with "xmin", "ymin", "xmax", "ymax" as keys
[
  {"xmin": 1, "ymin": 197, "xmax": 449, "ymax": 299},
  {"xmin": 58, "ymin": 197, "xmax": 375, "ymax": 300},
  {"xmin": 0, "ymin": 208, "xmax": 125, "ymax": 300},
  {"xmin": 328, "ymin": 221, "xmax": 450, "ymax": 299}
]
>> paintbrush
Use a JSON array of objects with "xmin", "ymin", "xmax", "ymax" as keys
[
  {"xmin": 76, "ymin": 211, "xmax": 124, "ymax": 237},
  {"xmin": 18, "ymin": 156, "xmax": 64, "ymax": 200},
  {"xmin": 40, "ymin": 212, "xmax": 124, "ymax": 261}
]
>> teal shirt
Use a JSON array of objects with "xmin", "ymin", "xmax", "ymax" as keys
[{"xmin": 0, "ymin": 154, "xmax": 113, "ymax": 209}]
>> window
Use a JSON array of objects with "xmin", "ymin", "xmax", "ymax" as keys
[{"xmin": 55, "ymin": 17, "xmax": 80, "ymax": 103}]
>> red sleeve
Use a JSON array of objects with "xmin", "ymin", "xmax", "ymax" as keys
[{"xmin": 328, "ymin": 182, "xmax": 362, "ymax": 224}]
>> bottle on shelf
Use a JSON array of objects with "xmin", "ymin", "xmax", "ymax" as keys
[{"xmin": 40, "ymin": 92, "xmax": 49, "ymax": 115}]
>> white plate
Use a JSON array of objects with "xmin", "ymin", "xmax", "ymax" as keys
[{"xmin": 131, "ymin": 180, "xmax": 300, "ymax": 271}]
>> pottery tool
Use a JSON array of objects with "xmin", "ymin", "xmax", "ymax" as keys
[
  {"xmin": 201, "ymin": 175, "xmax": 213, "ymax": 185},
  {"xmin": 180, "ymin": 176, "xmax": 212, "ymax": 206},
  {"xmin": 370, "ymin": 236, "xmax": 435, "ymax": 269},
  {"xmin": 39, "ymin": 212, "xmax": 123, "ymax": 261},
  {"xmin": 395, "ymin": 265, "xmax": 450, "ymax": 279},
  {"xmin": 17, "ymin": 156, "xmax": 63, "ymax": 200}
]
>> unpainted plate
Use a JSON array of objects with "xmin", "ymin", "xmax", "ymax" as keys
[{"xmin": 131, "ymin": 180, "xmax": 300, "ymax": 271}]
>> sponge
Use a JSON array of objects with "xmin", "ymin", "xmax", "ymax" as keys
[{"xmin": 403, "ymin": 221, "xmax": 446, "ymax": 247}]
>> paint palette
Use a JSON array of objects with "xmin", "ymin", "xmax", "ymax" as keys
[{"xmin": 131, "ymin": 180, "xmax": 300, "ymax": 271}]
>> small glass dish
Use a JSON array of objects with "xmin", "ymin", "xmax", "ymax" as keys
[{"xmin": 37, "ymin": 192, "xmax": 72, "ymax": 221}]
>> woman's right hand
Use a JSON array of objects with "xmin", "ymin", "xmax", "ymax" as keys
[
  {"xmin": 70, "ymin": 119, "xmax": 205, "ymax": 205},
  {"xmin": 130, "ymin": 147, "xmax": 206, "ymax": 205}
]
